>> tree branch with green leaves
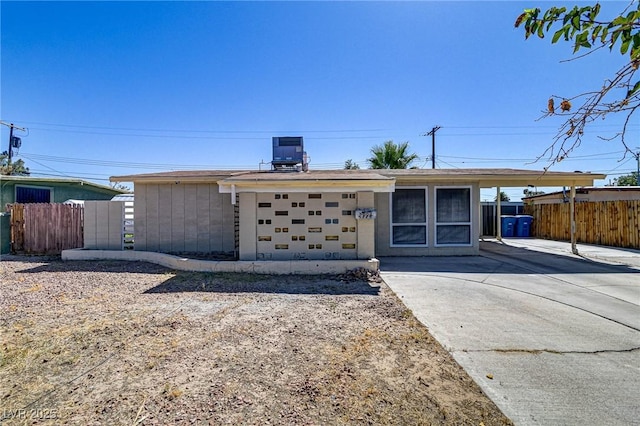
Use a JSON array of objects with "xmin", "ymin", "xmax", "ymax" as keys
[
  {"xmin": 515, "ymin": 1, "xmax": 639, "ymax": 167},
  {"xmin": 0, "ymin": 153, "xmax": 30, "ymax": 176}
]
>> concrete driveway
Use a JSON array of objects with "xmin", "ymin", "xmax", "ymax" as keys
[{"xmin": 380, "ymin": 240, "xmax": 640, "ymax": 425}]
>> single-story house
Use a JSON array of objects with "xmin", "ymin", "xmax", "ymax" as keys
[
  {"xmin": 0, "ymin": 175, "xmax": 125, "ymax": 206},
  {"xmin": 110, "ymin": 168, "xmax": 604, "ymax": 260},
  {"xmin": 524, "ymin": 186, "xmax": 640, "ymax": 204}
]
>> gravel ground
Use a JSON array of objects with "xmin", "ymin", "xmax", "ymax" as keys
[{"xmin": 0, "ymin": 256, "xmax": 512, "ymax": 425}]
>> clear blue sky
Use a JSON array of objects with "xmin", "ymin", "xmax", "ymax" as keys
[{"xmin": 2, "ymin": 1, "xmax": 638, "ymax": 200}]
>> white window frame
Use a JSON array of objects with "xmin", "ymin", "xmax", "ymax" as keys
[
  {"xmin": 434, "ymin": 185, "xmax": 473, "ymax": 247},
  {"xmin": 15, "ymin": 184, "xmax": 54, "ymax": 203},
  {"xmin": 389, "ymin": 186, "xmax": 428, "ymax": 247}
]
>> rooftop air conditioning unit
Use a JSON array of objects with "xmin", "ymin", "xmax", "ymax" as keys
[{"xmin": 272, "ymin": 136, "xmax": 304, "ymax": 169}]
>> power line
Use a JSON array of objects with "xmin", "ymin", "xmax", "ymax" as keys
[
  {"xmin": 438, "ymin": 150, "xmax": 628, "ymax": 161},
  {"xmin": 439, "ymin": 157, "xmax": 625, "ymax": 165},
  {"xmin": 8, "ymin": 119, "xmax": 637, "ymax": 133},
  {"xmin": 444, "ymin": 124, "xmax": 639, "ymax": 130},
  {"xmin": 21, "ymin": 153, "xmax": 257, "ymax": 170},
  {"xmin": 23, "ymin": 127, "xmax": 384, "ymax": 140},
  {"xmin": 435, "ymin": 158, "xmax": 460, "ymax": 169},
  {"xmin": 3, "ymin": 120, "xmax": 389, "ymax": 134},
  {"xmin": 602, "ymin": 158, "xmax": 633, "ymax": 174},
  {"xmin": 21, "ymin": 151, "xmax": 635, "ymax": 173},
  {"xmin": 7, "ymin": 120, "xmax": 637, "ymax": 145},
  {"xmin": 24, "ymin": 157, "xmax": 75, "ymax": 179},
  {"xmin": 28, "ymin": 171, "xmax": 112, "ymax": 181},
  {"xmin": 21, "ymin": 152, "xmax": 375, "ymax": 171}
]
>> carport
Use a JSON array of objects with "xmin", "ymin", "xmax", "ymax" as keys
[{"xmin": 477, "ymin": 170, "xmax": 605, "ymax": 254}]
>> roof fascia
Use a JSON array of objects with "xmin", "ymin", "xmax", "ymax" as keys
[
  {"xmin": 111, "ymin": 175, "xmax": 232, "ymax": 184},
  {"xmin": 478, "ymin": 176, "xmax": 603, "ymax": 188},
  {"xmin": 391, "ymin": 173, "xmax": 604, "ymax": 188},
  {"xmin": 1, "ymin": 176, "xmax": 123, "ymax": 193},
  {"xmin": 218, "ymin": 179, "xmax": 395, "ymax": 193}
]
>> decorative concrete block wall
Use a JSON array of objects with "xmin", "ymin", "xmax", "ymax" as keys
[{"xmin": 239, "ymin": 191, "xmax": 375, "ymax": 261}]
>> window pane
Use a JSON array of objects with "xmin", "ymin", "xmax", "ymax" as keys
[
  {"xmin": 436, "ymin": 188, "xmax": 470, "ymax": 223},
  {"xmin": 16, "ymin": 186, "xmax": 51, "ymax": 203},
  {"xmin": 392, "ymin": 189, "xmax": 425, "ymax": 223},
  {"xmin": 437, "ymin": 225, "xmax": 471, "ymax": 244},
  {"xmin": 393, "ymin": 225, "xmax": 426, "ymax": 245}
]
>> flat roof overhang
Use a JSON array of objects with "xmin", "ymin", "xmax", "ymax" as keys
[
  {"xmin": 110, "ymin": 169, "xmax": 606, "ymax": 189},
  {"xmin": 218, "ymin": 177, "xmax": 396, "ymax": 194},
  {"xmin": 381, "ymin": 169, "xmax": 606, "ymax": 188},
  {"xmin": 477, "ymin": 176, "xmax": 605, "ymax": 188},
  {"xmin": 109, "ymin": 170, "xmax": 250, "ymax": 184}
]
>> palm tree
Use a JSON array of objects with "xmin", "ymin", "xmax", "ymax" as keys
[
  {"xmin": 343, "ymin": 159, "xmax": 360, "ymax": 170},
  {"xmin": 367, "ymin": 140, "xmax": 419, "ymax": 169},
  {"xmin": 495, "ymin": 191, "xmax": 511, "ymax": 202}
]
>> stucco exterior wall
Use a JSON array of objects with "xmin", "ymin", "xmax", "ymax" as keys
[
  {"xmin": 374, "ymin": 182, "xmax": 480, "ymax": 256},
  {"xmin": 238, "ymin": 192, "xmax": 257, "ymax": 261},
  {"xmin": 356, "ymin": 191, "xmax": 376, "ymax": 259},
  {"xmin": 134, "ymin": 183, "xmax": 234, "ymax": 254}
]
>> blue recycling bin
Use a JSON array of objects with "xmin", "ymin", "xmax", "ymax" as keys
[
  {"xmin": 501, "ymin": 216, "xmax": 517, "ymax": 237},
  {"xmin": 515, "ymin": 215, "xmax": 533, "ymax": 237}
]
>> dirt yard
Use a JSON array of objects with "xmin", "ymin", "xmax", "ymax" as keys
[{"xmin": 0, "ymin": 257, "xmax": 512, "ymax": 425}]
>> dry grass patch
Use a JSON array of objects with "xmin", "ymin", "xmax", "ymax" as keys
[{"xmin": 0, "ymin": 257, "xmax": 512, "ymax": 425}]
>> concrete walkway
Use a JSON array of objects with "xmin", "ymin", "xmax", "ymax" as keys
[{"xmin": 379, "ymin": 239, "xmax": 640, "ymax": 425}]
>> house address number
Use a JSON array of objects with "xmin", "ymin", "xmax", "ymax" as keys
[{"xmin": 354, "ymin": 208, "xmax": 377, "ymax": 220}]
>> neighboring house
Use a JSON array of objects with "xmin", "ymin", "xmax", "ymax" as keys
[
  {"xmin": 0, "ymin": 176, "xmax": 126, "ymax": 254},
  {"xmin": 523, "ymin": 185, "xmax": 640, "ymax": 249},
  {"xmin": 109, "ymin": 168, "xmax": 603, "ymax": 259},
  {"xmin": 0, "ymin": 176, "xmax": 125, "ymax": 207},
  {"xmin": 523, "ymin": 186, "xmax": 640, "ymax": 204}
]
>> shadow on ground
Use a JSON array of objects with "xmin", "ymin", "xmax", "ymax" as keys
[
  {"xmin": 379, "ymin": 241, "xmax": 639, "ymax": 275},
  {"xmin": 9, "ymin": 258, "xmax": 170, "ymax": 274},
  {"xmin": 144, "ymin": 272, "xmax": 381, "ymax": 296},
  {"xmin": 4, "ymin": 256, "xmax": 380, "ymax": 296}
]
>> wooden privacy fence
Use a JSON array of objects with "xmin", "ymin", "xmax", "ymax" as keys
[
  {"xmin": 524, "ymin": 200, "xmax": 640, "ymax": 249},
  {"xmin": 9, "ymin": 203, "xmax": 84, "ymax": 254}
]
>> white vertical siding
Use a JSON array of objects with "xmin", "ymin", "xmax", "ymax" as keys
[
  {"xmin": 84, "ymin": 201, "xmax": 125, "ymax": 250},
  {"xmin": 134, "ymin": 183, "xmax": 147, "ymax": 249}
]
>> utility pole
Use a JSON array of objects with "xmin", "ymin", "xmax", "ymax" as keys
[
  {"xmin": 424, "ymin": 126, "xmax": 441, "ymax": 169},
  {"xmin": 1, "ymin": 121, "xmax": 26, "ymax": 167}
]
